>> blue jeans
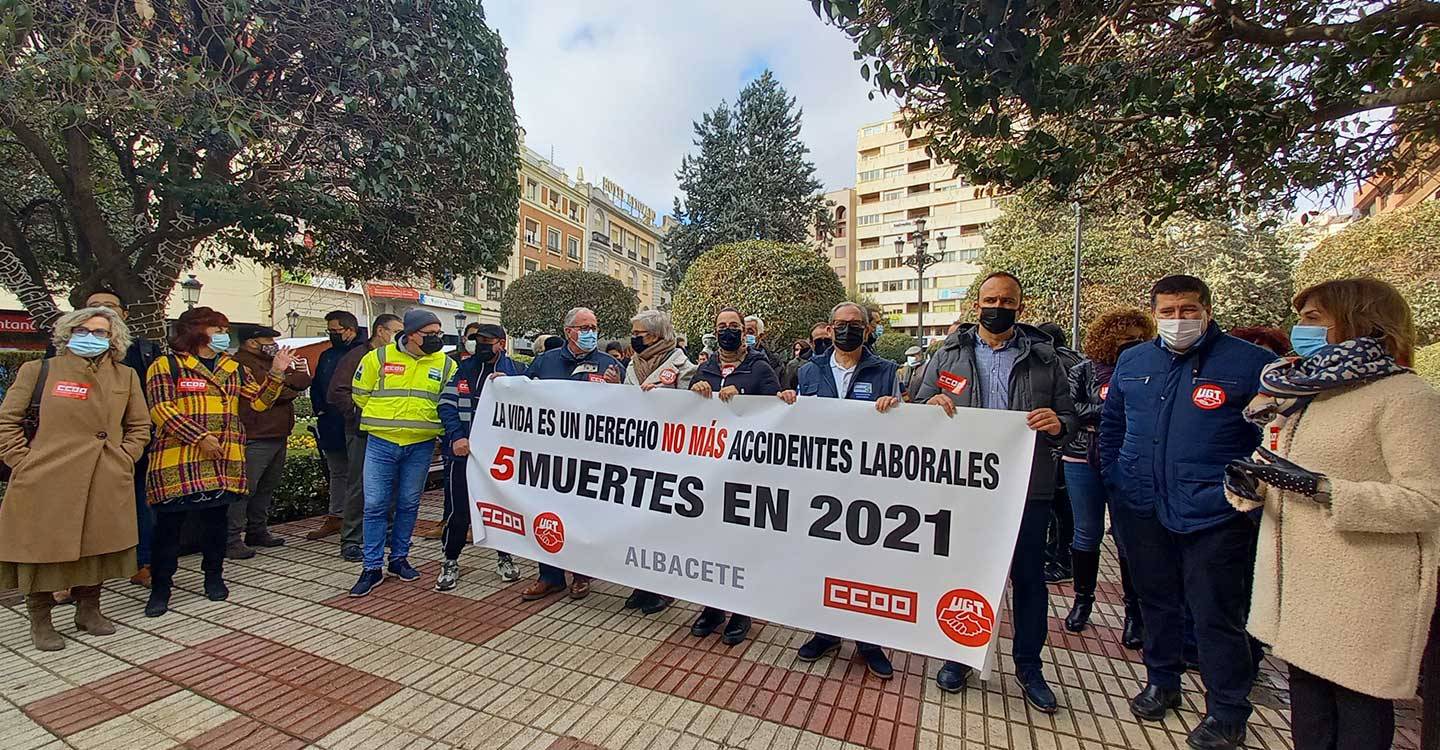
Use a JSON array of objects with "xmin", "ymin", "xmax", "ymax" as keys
[
  {"xmin": 1063, "ymin": 460, "xmax": 1125, "ymax": 555},
  {"xmin": 135, "ymin": 453, "xmax": 152, "ymax": 566},
  {"xmin": 362, "ymin": 436, "xmax": 435, "ymax": 570}
]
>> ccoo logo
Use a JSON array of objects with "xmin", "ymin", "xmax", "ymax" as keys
[
  {"xmin": 936, "ymin": 589, "xmax": 995, "ymax": 648},
  {"xmin": 823, "ymin": 577, "xmax": 918, "ymax": 623},
  {"xmin": 1192, "ymin": 384, "xmax": 1227, "ymax": 410},
  {"xmin": 476, "ymin": 502, "xmax": 524, "ymax": 535},
  {"xmin": 534, "ymin": 512, "xmax": 565, "ymax": 554}
]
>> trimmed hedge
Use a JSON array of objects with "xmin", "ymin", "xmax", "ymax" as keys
[{"xmin": 270, "ymin": 432, "xmax": 329, "ymax": 522}]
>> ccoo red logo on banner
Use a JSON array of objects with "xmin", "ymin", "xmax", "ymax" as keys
[{"xmin": 823, "ymin": 577, "xmax": 918, "ymax": 623}]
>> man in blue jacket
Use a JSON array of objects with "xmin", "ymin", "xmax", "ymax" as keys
[
  {"xmin": 519, "ymin": 307, "xmax": 622, "ymax": 602},
  {"xmin": 307, "ymin": 310, "xmax": 366, "ymax": 543},
  {"xmin": 434, "ymin": 324, "xmax": 526, "ymax": 592},
  {"xmin": 912, "ymin": 272, "xmax": 1076, "ymax": 714},
  {"xmin": 1100, "ymin": 275, "xmax": 1276, "ymax": 750},
  {"xmin": 780, "ymin": 301, "xmax": 903, "ymax": 679}
]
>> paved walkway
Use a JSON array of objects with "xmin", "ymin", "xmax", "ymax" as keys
[{"xmin": 0, "ymin": 492, "xmax": 1422, "ymax": 750}]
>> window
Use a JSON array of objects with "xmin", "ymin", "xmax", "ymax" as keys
[
  {"xmin": 832, "ymin": 245, "xmax": 846, "ymax": 258},
  {"xmin": 463, "ymin": 275, "xmax": 477, "ymax": 297},
  {"xmin": 857, "ymin": 214, "xmax": 881, "ymax": 226},
  {"xmin": 883, "ymin": 165, "xmax": 906, "ymax": 178},
  {"xmin": 882, "ymin": 280, "xmax": 905, "ymax": 292},
  {"xmin": 547, "ymin": 227, "xmax": 561, "ymax": 252},
  {"xmin": 859, "ymin": 169, "xmax": 882, "ymax": 183},
  {"xmin": 541, "ymin": 186, "xmax": 549, "ymax": 203},
  {"xmin": 859, "ymin": 260, "xmax": 877, "ymax": 271},
  {"xmin": 486, "ymin": 276, "xmax": 505, "ymax": 301},
  {"xmin": 523, "ymin": 258, "xmax": 538, "ymax": 274},
  {"xmin": 524, "ymin": 219, "xmax": 539, "ymax": 246},
  {"xmin": 881, "ymin": 189, "xmax": 905, "ymax": 201},
  {"xmin": 859, "ymin": 237, "xmax": 880, "ymax": 248},
  {"xmin": 526, "ymin": 179, "xmax": 538, "ymax": 201},
  {"xmin": 568, "ymin": 235, "xmax": 580, "ymax": 260},
  {"xmin": 858, "ymin": 282, "xmax": 880, "ymax": 294},
  {"xmin": 630, "ymin": 268, "xmax": 640, "ymax": 288},
  {"xmin": 835, "ymin": 206, "xmax": 847, "ymax": 220},
  {"xmin": 569, "ymin": 202, "xmax": 580, "ymax": 222},
  {"xmin": 641, "ymin": 241, "xmax": 651, "ymax": 266}
]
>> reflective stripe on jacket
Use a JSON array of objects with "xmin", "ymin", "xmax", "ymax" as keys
[{"xmin": 352, "ymin": 343, "xmax": 454, "ymax": 446}]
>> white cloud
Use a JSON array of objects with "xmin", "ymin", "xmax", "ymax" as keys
[{"xmin": 485, "ymin": 0, "xmax": 896, "ymax": 220}]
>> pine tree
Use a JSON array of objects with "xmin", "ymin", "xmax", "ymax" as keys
[{"xmin": 665, "ymin": 71, "xmax": 824, "ymax": 287}]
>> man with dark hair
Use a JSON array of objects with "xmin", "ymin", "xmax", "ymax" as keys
[
  {"xmin": 781, "ymin": 322, "xmax": 829, "ymax": 391},
  {"xmin": 913, "ymin": 273, "xmax": 1077, "ymax": 713},
  {"xmin": 1100, "ymin": 274, "xmax": 1275, "ymax": 750},
  {"xmin": 328, "ymin": 313, "xmax": 404, "ymax": 561},
  {"xmin": 307, "ymin": 310, "xmax": 365, "ymax": 542},
  {"xmin": 451, "ymin": 322, "xmax": 481, "ymax": 363}
]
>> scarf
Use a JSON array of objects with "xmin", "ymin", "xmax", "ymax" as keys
[
  {"xmin": 631, "ymin": 338, "xmax": 676, "ymax": 385},
  {"xmin": 718, "ymin": 345, "xmax": 747, "ymax": 365},
  {"xmin": 1259, "ymin": 337, "xmax": 1408, "ymax": 398}
]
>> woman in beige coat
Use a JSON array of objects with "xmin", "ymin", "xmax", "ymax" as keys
[
  {"xmin": 0, "ymin": 307, "xmax": 152, "ymax": 651},
  {"xmin": 1225, "ymin": 278, "xmax": 1440, "ymax": 750}
]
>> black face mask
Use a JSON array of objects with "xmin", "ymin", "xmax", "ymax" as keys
[
  {"xmin": 811, "ymin": 338, "xmax": 832, "ymax": 358},
  {"xmin": 472, "ymin": 343, "xmax": 497, "ymax": 363},
  {"xmin": 864, "ymin": 331, "xmax": 877, "ymax": 348},
  {"xmin": 328, "ymin": 331, "xmax": 348, "ymax": 347},
  {"xmin": 833, "ymin": 324, "xmax": 865, "ymax": 353},
  {"xmin": 716, "ymin": 328, "xmax": 742, "ymax": 352},
  {"xmin": 419, "ymin": 333, "xmax": 444, "ymax": 355},
  {"xmin": 631, "ymin": 335, "xmax": 650, "ymax": 355},
  {"xmin": 978, "ymin": 306, "xmax": 1018, "ymax": 335}
]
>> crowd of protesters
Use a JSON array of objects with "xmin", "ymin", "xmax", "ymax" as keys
[{"xmin": 0, "ymin": 270, "xmax": 1437, "ymax": 750}]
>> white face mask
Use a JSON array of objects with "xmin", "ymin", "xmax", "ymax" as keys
[
  {"xmin": 906, "ymin": 356, "xmax": 920, "ymax": 367},
  {"xmin": 464, "ymin": 339, "xmax": 477, "ymax": 355},
  {"xmin": 1157, "ymin": 318, "xmax": 1206, "ymax": 350}
]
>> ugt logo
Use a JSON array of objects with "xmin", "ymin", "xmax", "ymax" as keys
[
  {"xmin": 533, "ymin": 512, "xmax": 565, "ymax": 554},
  {"xmin": 1192, "ymin": 383, "xmax": 1227, "ymax": 410},
  {"xmin": 936, "ymin": 589, "xmax": 995, "ymax": 648}
]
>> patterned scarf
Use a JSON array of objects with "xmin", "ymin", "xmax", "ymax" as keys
[{"xmin": 1259, "ymin": 337, "xmax": 1408, "ymax": 398}]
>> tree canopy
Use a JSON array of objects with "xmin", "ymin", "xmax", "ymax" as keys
[
  {"xmin": 665, "ymin": 71, "xmax": 825, "ymax": 287},
  {"xmin": 501, "ymin": 269, "xmax": 638, "ymax": 340},
  {"xmin": 670, "ymin": 240, "xmax": 845, "ymax": 351},
  {"xmin": 0, "ymin": 0, "xmax": 520, "ymax": 334},
  {"xmin": 814, "ymin": 1, "xmax": 1440, "ymax": 219},
  {"xmin": 871, "ymin": 331, "xmax": 918, "ymax": 364},
  {"xmin": 1296, "ymin": 200, "xmax": 1440, "ymax": 346}
]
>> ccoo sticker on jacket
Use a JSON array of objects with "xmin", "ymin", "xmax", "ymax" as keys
[
  {"xmin": 937, "ymin": 371, "xmax": 969, "ymax": 395},
  {"xmin": 52, "ymin": 381, "xmax": 90, "ymax": 399}
]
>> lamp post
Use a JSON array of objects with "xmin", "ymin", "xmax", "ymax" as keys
[
  {"xmin": 454, "ymin": 312, "xmax": 467, "ymax": 337},
  {"xmin": 286, "ymin": 309, "xmax": 299, "ymax": 337},
  {"xmin": 893, "ymin": 218, "xmax": 946, "ymax": 344},
  {"xmin": 180, "ymin": 274, "xmax": 203, "ymax": 310}
]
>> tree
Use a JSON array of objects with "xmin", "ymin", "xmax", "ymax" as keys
[
  {"xmin": 0, "ymin": 0, "xmax": 520, "ymax": 336},
  {"xmin": 814, "ymin": 1, "xmax": 1440, "ymax": 219},
  {"xmin": 1417, "ymin": 343, "xmax": 1440, "ymax": 388},
  {"xmin": 670, "ymin": 241, "xmax": 844, "ymax": 352},
  {"xmin": 1161, "ymin": 217, "xmax": 1300, "ymax": 328},
  {"xmin": 501, "ymin": 270, "xmax": 638, "ymax": 341},
  {"xmin": 666, "ymin": 71, "xmax": 824, "ymax": 286},
  {"xmin": 872, "ymin": 331, "xmax": 917, "ymax": 364},
  {"xmin": 811, "ymin": 197, "xmax": 839, "ymax": 254},
  {"xmin": 1296, "ymin": 201, "xmax": 1440, "ymax": 346}
]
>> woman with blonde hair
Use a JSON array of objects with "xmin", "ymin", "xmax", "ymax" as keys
[
  {"xmin": 0, "ymin": 307, "xmax": 152, "ymax": 651},
  {"xmin": 1225, "ymin": 277, "xmax": 1440, "ymax": 750}
]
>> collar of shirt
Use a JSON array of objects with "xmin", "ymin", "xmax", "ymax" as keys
[
  {"xmin": 829, "ymin": 358, "xmax": 858, "ymax": 395},
  {"xmin": 973, "ymin": 335, "xmax": 1021, "ymax": 409}
]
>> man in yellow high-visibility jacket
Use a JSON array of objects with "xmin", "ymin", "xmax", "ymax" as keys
[{"xmin": 347, "ymin": 309, "xmax": 455, "ymax": 597}]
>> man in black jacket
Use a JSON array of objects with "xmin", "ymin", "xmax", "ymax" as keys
[
  {"xmin": 307, "ymin": 310, "xmax": 366, "ymax": 541},
  {"xmin": 913, "ymin": 272, "xmax": 1077, "ymax": 714}
]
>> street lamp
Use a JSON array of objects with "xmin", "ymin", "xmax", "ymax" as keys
[
  {"xmin": 286, "ymin": 309, "xmax": 299, "ymax": 337},
  {"xmin": 894, "ymin": 218, "xmax": 946, "ymax": 343},
  {"xmin": 180, "ymin": 274, "xmax": 203, "ymax": 310},
  {"xmin": 454, "ymin": 312, "xmax": 467, "ymax": 337}
]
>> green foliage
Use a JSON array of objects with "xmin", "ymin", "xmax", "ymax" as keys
[
  {"xmin": 271, "ymin": 443, "xmax": 328, "ymax": 523},
  {"xmin": 291, "ymin": 396, "xmax": 314, "ymax": 421},
  {"xmin": 0, "ymin": 0, "xmax": 520, "ymax": 334},
  {"xmin": 815, "ymin": 1, "xmax": 1440, "ymax": 219},
  {"xmin": 670, "ymin": 241, "xmax": 845, "ymax": 351},
  {"xmin": 666, "ymin": 71, "xmax": 825, "ymax": 286},
  {"xmin": 0, "ymin": 351, "xmax": 43, "ymax": 397},
  {"xmin": 501, "ymin": 270, "xmax": 639, "ymax": 340},
  {"xmin": 509, "ymin": 352, "xmax": 533, "ymax": 368},
  {"xmin": 872, "ymin": 331, "xmax": 918, "ymax": 364},
  {"xmin": 1417, "ymin": 344, "xmax": 1440, "ymax": 389},
  {"xmin": 1296, "ymin": 201, "xmax": 1440, "ymax": 346}
]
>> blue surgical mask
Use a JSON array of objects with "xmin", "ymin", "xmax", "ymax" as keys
[
  {"xmin": 209, "ymin": 332, "xmax": 231, "ymax": 352},
  {"xmin": 576, "ymin": 330, "xmax": 598, "ymax": 352},
  {"xmin": 745, "ymin": 334, "xmax": 757, "ymax": 348},
  {"xmin": 875, "ymin": 324, "xmax": 884, "ymax": 337},
  {"xmin": 1290, "ymin": 325, "xmax": 1331, "ymax": 358},
  {"xmin": 67, "ymin": 333, "xmax": 110, "ymax": 358}
]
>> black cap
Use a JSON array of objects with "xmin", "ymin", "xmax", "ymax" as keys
[
  {"xmin": 237, "ymin": 325, "xmax": 282, "ymax": 342},
  {"xmin": 474, "ymin": 323, "xmax": 506, "ymax": 339}
]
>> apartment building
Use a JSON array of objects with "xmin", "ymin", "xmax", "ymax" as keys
[
  {"xmin": 810, "ymin": 188, "xmax": 857, "ymax": 291},
  {"xmin": 853, "ymin": 113, "xmax": 1000, "ymax": 342},
  {"xmin": 515, "ymin": 146, "xmax": 588, "ymax": 278},
  {"xmin": 585, "ymin": 177, "xmax": 667, "ymax": 311}
]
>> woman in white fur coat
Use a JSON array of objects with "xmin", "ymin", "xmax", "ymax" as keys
[{"xmin": 1225, "ymin": 278, "xmax": 1440, "ymax": 750}]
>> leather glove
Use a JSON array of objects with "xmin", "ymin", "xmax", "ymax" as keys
[
  {"xmin": 1224, "ymin": 461, "xmax": 1263, "ymax": 503},
  {"xmin": 1229, "ymin": 446, "xmax": 1327, "ymax": 498}
]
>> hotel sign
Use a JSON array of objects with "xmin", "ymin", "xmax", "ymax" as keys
[{"xmin": 602, "ymin": 177, "xmax": 656, "ymax": 225}]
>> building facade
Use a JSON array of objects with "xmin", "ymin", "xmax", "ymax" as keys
[
  {"xmin": 810, "ymin": 188, "xmax": 857, "ymax": 291},
  {"xmin": 514, "ymin": 146, "xmax": 588, "ymax": 279},
  {"xmin": 585, "ymin": 177, "xmax": 666, "ymax": 311},
  {"xmin": 1354, "ymin": 144, "xmax": 1440, "ymax": 217},
  {"xmin": 853, "ymin": 114, "xmax": 1000, "ymax": 342}
]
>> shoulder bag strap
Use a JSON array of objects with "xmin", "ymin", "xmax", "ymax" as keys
[{"xmin": 23, "ymin": 358, "xmax": 50, "ymax": 442}]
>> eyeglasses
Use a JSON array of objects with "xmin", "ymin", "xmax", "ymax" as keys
[
  {"xmin": 831, "ymin": 322, "xmax": 865, "ymax": 333},
  {"xmin": 74, "ymin": 327, "xmax": 112, "ymax": 339},
  {"xmin": 567, "ymin": 325, "xmax": 598, "ymax": 333}
]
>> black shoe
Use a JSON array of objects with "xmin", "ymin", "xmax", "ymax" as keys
[
  {"xmin": 691, "ymin": 607, "xmax": 726, "ymax": 637},
  {"xmin": 797, "ymin": 635, "xmax": 841, "ymax": 662},
  {"xmin": 144, "ymin": 585, "xmax": 170, "ymax": 618},
  {"xmin": 203, "ymin": 574, "xmax": 229, "ymax": 602},
  {"xmin": 1186, "ymin": 716, "xmax": 1246, "ymax": 750},
  {"xmin": 1016, "ymin": 673, "xmax": 1058, "ymax": 714},
  {"xmin": 1122, "ymin": 606, "xmax": 1144, "ymax": 650},
  {"xmin": 1131, "ymin": 683, "xmax": 1183, "ymax": 721},
  {"xmin": 936, "ymin": 661, "xmax": 972, "ymax": 693},
  {"xmin": 1043, "ymin": 562, "xmax": 1072, "ymax": 584},
  {"xmin": 721, "ymin": 614, "xmax": 752, "ymax": 645},
  {"xmin": 349, "ymin": 568, "xmax": 384, "ymax": 598},
  {"xmin": 387, "ymin": 557, "xmax": 420, "ymax": 582},
  {"xmin": 624, "ymin": 590, "xmax": 648, "ymax": 609},
  {"xmin": 639, "ymin": 595, "xmax": 672, "ymax": 616},
  {"xmin": 858, "ymin": 645, "xmax": 893, "ymax": 680},
  {"xmin": 1065, "ymin": 594, "xmax": 1095, "ymax": 633},
  {"xmin": 341, "ymin": 544, "xmax": 363, "ymax": 563}
]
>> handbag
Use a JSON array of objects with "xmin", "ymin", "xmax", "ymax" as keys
[{"xmin": 0, "ymin": 357, "xmax": 49, "ymax": 484}]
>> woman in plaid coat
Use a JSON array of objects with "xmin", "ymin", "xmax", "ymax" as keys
[{"xmin": 143, "ymin": 307, "xmax": 293, "ymax": 618}]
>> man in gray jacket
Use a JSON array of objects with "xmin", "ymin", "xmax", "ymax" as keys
[{"xmin": 912, "ymin": 271, "xmax": 1077, "ymax": 713}]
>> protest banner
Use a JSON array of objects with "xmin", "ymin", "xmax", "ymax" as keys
[{"xmin": 466, "ymin": 377, "xmax": 1037, "ymax": 669}]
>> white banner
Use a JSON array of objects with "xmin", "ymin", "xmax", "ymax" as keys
[{"xmin": 466, "ymin": 377, "xmax": 1037, "ymax": 668}]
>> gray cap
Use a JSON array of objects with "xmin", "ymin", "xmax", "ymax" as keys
[
  {"xmin": 905, "ymin": 345, "xmax": 923, "ymax": 356},
  {"xmin": 403, "ymin": 308, "xmax": 441, "ymax": 335}
]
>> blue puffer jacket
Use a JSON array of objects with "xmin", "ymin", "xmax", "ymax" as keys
[
  {"xmin": 438, "ymin": 352, "xmax": 525, "ymax": 458},
  {"xmin": 796, "ymin": 349, "xmax": 899, "ymax": 401},
  {"xmin": 1099, "ymin": 322, "xmax": 1277, "ymax": 533},
  {"xmin": 524, "ymin": 345, "xmax": 623, "ymax": 383}
]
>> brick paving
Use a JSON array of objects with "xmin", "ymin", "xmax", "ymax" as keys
[{"xmin": 0, "ymin": 490, "xmax": 1423, "ymax": 749}]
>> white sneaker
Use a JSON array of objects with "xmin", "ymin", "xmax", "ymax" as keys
[
  {"xmin": 497, "ymin": 554, "xmax": 519, "ymax": 582},
  {"xmin": 435, "ymin": 559, "xmax": 461, "ymax": 591}
]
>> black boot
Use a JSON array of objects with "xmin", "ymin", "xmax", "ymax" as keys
[
  {"xmin": 145, "ymin": 578, "xmax": 172, "ymax": 618},
  {"xmin": 1065, "ymin": 547, "xmax": 1100, "ymax": 633},
  {"xmin": 1118, "ymin": 555, "xmax": 1144, "ymax": 650},
  {"xmin": 204, "ymin": 572, "xmax": 229, "ymax": 602}
]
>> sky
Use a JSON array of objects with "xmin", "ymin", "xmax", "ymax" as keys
[{"xmin": 484, "ymin": 0, "xmax": 897, "ymax": 224}]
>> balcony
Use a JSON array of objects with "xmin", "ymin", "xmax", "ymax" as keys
[{"xmin": 590, "ymin": 231, "xmax": 611, "ymax": 249}]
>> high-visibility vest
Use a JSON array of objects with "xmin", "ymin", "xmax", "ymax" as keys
[{"xmin": 351, "ymin": 343, "xmax": 455, "ymax": 446}]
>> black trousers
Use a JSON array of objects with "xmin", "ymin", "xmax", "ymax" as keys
[
  {"xmin": 151, "ymin": 505, "xmax": 228, "ymax": 586},
  {"xmin": 441, "ymin": 458, "xmax": 471, "ymax": 561},
  {"xmin": 1009, "ymin": 500, "xmax": 1052, "ymax": 675},
  {"xmin": 1290, "ymin": 665, "xmax": 1394, "ymax": 750},
  {"xmin": 1120, "ymin": 509, "xmax": 1258, "ymax": 725}
]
